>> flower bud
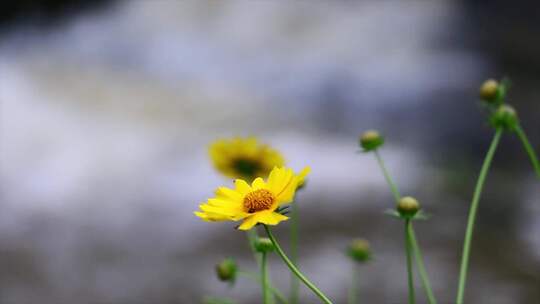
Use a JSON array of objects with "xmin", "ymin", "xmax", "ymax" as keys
[
  {"xmin": 359, "ymin": 130, "xmax": 384, "ymax": 151},
  {"xmin": 397, "ymin": 196, "xmax": 420, "ymax": 218},
  {"xmin": 347, "ymin": 238, "xmax": 371, "ymax": 263},
  {"xmin": 479, "ymin": 79, "xmax": 500, "ymax": 102},
  {"xmin": 215, "ymin": 258, "xmax": 237, "ymax": 283},
  {"xmin": 254, "ymin": 237, "xmax": 274, "ymax": 253},
  {"xmin": 490, "ymin": 104, "xmax": 518, "ymax": 131}
]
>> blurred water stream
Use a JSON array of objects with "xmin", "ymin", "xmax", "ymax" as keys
[{"xmin": 0, "ymin": 1, "xmax": 539, "ymax": 303}]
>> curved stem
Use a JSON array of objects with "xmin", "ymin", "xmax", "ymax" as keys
[
  {"xmin": 348, "ymin": 265, "xmax": 359, "ymax": 304},
  {"xmin": 238, "ymin": 271, "xmax": 288, "ymax": 304},
  {"xmin": 374, "ymin": 149, "xmax": 401, "ymax": 203},
  {"xmin": 405, "ymin": 220, "xmax": 416, "ymax": 304},
  {"xmin": 514, "ymin": 124, "xmax": 540, "ymax": 178},
  {"xmin": 264, "ymin": 225, "xmax": 334, "ymax": 304},
  {"xmin": 410, "ymin": 225, "xmax": 437, "ymax": 304},
  {"xmin": 456, "ymin": 128, "xmax": 503, "ymax": 304},
  {"xmin": 289, "ymin": 203, "xmax": 300, "ymax": 304}
]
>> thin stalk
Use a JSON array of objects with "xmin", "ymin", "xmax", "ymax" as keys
[
  {"xmin": 456, "ymin": 128, "xmax": 503, "ymax": 304},
  {"xmin": 373, "ymin": 149, "xmax": 438, "ymax": 303},
  {"xmin": 347, "ymin": 265, "xmax": 359, "ymax": 304},
  {"xmin": 289, "ymin": 203, "xmax": 300, "ymax": 304},
  {"xmin": 514, "ymin": 124, "xmax": 540, "ymax": 178},
  {"xmin": 238, "ymin": 271, "xmax": 288, "ymax": 304},
  {"xmin": 374, "ymin": 149, "xmax": 401, "ymax": 202},
  {"xmin": 410, "ymin": 224, "xmax": 436, "ymax": 304},
  {"xmin": 261, "ymin": 252, "xmax": 271, "ymax": 304},
  {"xmin": 264, "ymin": 225, "xmax": 334, "ymax": 304},
  {"xmin": 405, "ymin": 220, "xmax": 416, "ymax": 304}
]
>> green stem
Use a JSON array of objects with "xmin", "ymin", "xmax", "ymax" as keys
[
  {"xmin": 374, "ymin": 149, "xmax": 401, "ymax": 202},
  {"xmin": 347, "ymin": 265, "xmax": 359, "ymax": 304},
  {"xmin": 456, "ymin": 128, "xmax": 503, "ymax": 304},
  {"xmin": 514, "ymin": 124, "xmax": 540, "ymax": 178},
  {"xmin": 373, "ymin": 149, "xmax": 438, "ymax": 304},
  {"xmin": 410, "ymin": 225, "xmax": 437, "ymax": 304},
  {"xmin": 261, "ymin": 252, "xmax": 271, "ymax": 304},
  {"xmin": 290, "ymin": 203, "xmax": 300, "ymax": 304},
  {"xmin": 238, "ymin": 271, "xmax": 288, "ymax": 304},
  {"xmin": 247, "ymin": 230, "xmax": 272, "ymax": 303},
  {"xmin": 405, "ymin": 220, "xmax": 416, "ymax": 304},
  {"xmin": 264, "ymin": 225, "xmax": 334, "ymax": 304}
]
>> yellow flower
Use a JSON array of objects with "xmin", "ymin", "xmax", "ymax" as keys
[
  {"xmin": 209, "ymin": 137, "xmax": 285, "ymax": 181},
  {"xmin": 195, "ymin": 166, "xmax": 310, "ymax": 230}
]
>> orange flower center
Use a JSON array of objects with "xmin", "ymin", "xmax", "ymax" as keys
[{"xmin": 244, "ymin": 189, "xmax": 274, "ymax": 213}]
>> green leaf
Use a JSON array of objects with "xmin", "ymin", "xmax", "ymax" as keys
[
  {"xmin": 384, "ymin": 209, "xmax": 401, "ymax": 219},
  {"xmin": 412, "ymin": 210, "xmax": 431, "ymax": 221}
]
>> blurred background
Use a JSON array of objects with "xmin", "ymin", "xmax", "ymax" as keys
[{"xmin": 1, "ymin": 1, "xmax": 539, "ymax": 303}]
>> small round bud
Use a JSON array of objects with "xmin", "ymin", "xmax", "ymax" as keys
[
  {"xmin": 479, "ymin": 79, "xmax": 500, "ymax": 102},
  {"xmin": 215, "ymin": 258, "xmax": 237, "ymax": 282},
  {"xmin": 490, "ymin": 104, "xmax": 518, "ymax": 131},
  {"xmin": 254, "ymin": 237, "xmax": 274, "ymax": 253},
  {"xmin": 397, "ymin": 196, "xmax": 420, "ymax": 218},
  {"xmin": 347, "ymin": 239, "xmax": 371, "ymax": 263},
  {"xmin": 359, "ymin": 130, "xmax": 384, "ymax": 151}
]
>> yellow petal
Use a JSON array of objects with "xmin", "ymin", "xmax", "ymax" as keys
[
  {"xmin": 274, "ymin": 170, "xmax": 295, "ymax": 202},
  {"xmin": 215, "ymin": 187, "xmax": 243, "ymax": 202},
  {"xmin": 267, "ymin": 166, "xmax": 281, "ymax": 190},
  {"xmin": 251, "ymin": 177, "xmax": 266, "ymax": 190},
  {"xmin": 238, "ymin": 215, "xmax": 259, "ymax": 230},
  {"xmin": 196, "ymin": 203, "xmax": 248, "ymax": 221},
  {"xmin": 268, "ymin": 167, "xmax": 291, "ymax": 194},
  {"xmin": 199, "ymin": 204, "xmax": 236, "ymax": 216},
  {"xmin": 234, "ymin": 179, "xmax": 252, "ymax": 195},
  {"xmin": 194, "ymin": 211, "xmax": 209, "ymax": 220},
  {"xmin": 254, "ymin": 210, "xmax": 289, "ymax": 225},
  {"xmin": 194, "ymin": 211, "xmax": 229, "ymax": 222},
  {"xmin": 276, "ymin": 186, "xmax": 296, "ymax": 204},
  {"xmin": 276, "ymin": 166, "xmax": 310, "ymax": 204},
  {"xmin": 297, "ymin": 166, "xmax": 311, "ymax": 186}
]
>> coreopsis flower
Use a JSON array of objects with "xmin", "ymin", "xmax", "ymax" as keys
[
  {"xmin": 195, "ymin": 166, "xmax": 310, "ymax": 230},
  {"xmin": 209, "ymin": 137, "xmax": 285, "ymax": 181}
]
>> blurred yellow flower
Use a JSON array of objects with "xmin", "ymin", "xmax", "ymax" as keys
[
  {"xmin": 209, "ymin": 137, "xmax": 285, "ymax": 181},
  {"xmin": 195, "ymin": 166, "xmax": 310, "ymax": 230}
]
